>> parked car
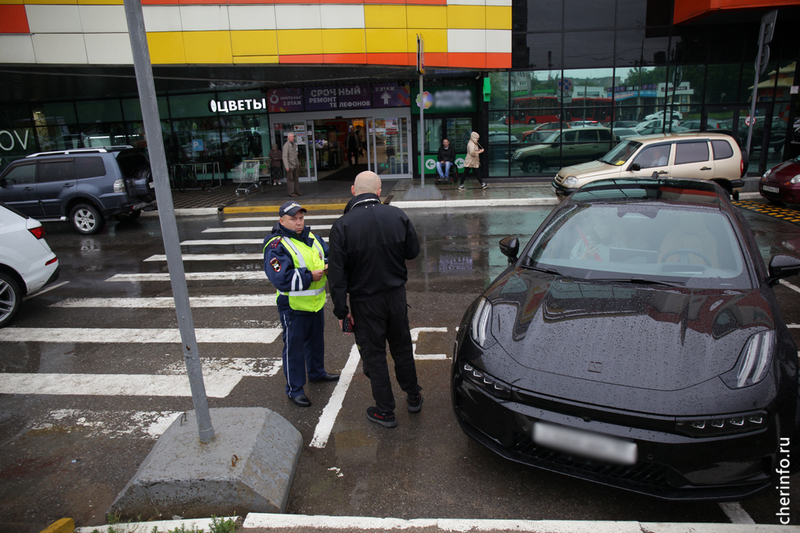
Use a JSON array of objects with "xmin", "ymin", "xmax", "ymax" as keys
[
  {"xmin": 609, "ymin": 120, "xmax": 638, "ymax": 129},
  {"xmin": 511, "ymin": 127, "xmax": 615, "ymax": 174},
  {"xmin": 521, "ymin": 123, "xmax": 571, "ymax": 144},
  {"xmin": 0, "ymin": 204, "xmax": 59, "ymax": 327},
  {"xmin": 635, "ymin": 118, "xmax": 683, "ymax": 133},
  {"xmin": 759, "ymin": 155, "xmax": 800, "ymax": 203},
  {"xmin": 611, "ymin": 127, "xmax": 640, "ymax": 139},
  {"xmin": 0, "ymin": 146, "xmax": 155, "ymax": 234},
  {"xmin": 645, "ymin": 109, "xmax": 683, "ymax": 121},
  {"xmin": 681, "ymin": 118, "xmax": 724, "ymax": 131},
  {"xmin": 452, "ymin": 177, "xmax": 800, "ymax": 500},
  {"xmin": 552, "ymin": 132, "xmax": 746, "ymax": 200}
]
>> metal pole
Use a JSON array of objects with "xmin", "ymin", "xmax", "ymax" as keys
[
  {"xmin": 746, "ymin": 21, "xmax": 767, "ymax": 156},
  {"xmin": 419, "ymin": 71, "xmax": 424, "ymax": 187},
  {"xmin": 123, "ymin": 0, "xmax": 214, "ymax": 443}
]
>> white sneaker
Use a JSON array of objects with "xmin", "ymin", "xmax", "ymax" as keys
[
  {"xmin": 457, "ymin": 185, "xmax": 465, "ymax": 190},
  {"xmin": 481, "ymin": 183, "xmax": 489, "ymax": 189}
]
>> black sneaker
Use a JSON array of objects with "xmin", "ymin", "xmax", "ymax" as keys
[
  {"xmin": 366, "ymin": 407, "xmax": 398, "ymax": 428},
  {"xmin": 407, "ymin": 393, "xmax": 423, "ymax": 413}
]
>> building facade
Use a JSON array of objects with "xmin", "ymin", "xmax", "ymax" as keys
[{"xmin": 0, "ymin": 0, "xmax": 797, "ymax": 182}]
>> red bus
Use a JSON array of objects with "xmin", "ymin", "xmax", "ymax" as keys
[
  {"xmin": 505, "ymin": 96, "xmax": 568, "ymax": 125},
  {"xmin": 566, "ymin": 97, "xmax": 613, "ymax": 124}
]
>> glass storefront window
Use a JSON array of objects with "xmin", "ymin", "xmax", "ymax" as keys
[
  {"xmin": 121, "ymin": 97, "xmax": 169, "ymax": 122},
  {"xmin": 374, "ymin": 117, "xmax": 408, "ymax": 176},
  {"xmin": 274, "ymin": 123, "xmax": 309, "ymax": 178},
  {"xmin": 78, "ymin": 122, "xmax": 126, "ymax": 147},
  {"xmin": 170, "ymin": 93, "xmax": 218, "ymax": 119},
  {"xmin": 76, "ymin": 100, "xmax": 123, "ymax": 123},
  {"xmin": 705, "ymin": 64, "xmax": 741, "ymax": 104},
  {"xmin": 489, "ymin": 72, "xmax": 509, "ymax": 111}
]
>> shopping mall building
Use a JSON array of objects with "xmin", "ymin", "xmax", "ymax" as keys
[{"xmin": 0, "ymin": 0, "xmax": 798, "ymax": 184}]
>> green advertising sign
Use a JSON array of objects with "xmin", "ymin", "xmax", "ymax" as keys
[
  {"xmin": 411, "ymin": 86, "xmax": 476, "ymax": 115},
  {"xmin": 423, "ymin": 153, "xmax": 466, "ymax": 174}
]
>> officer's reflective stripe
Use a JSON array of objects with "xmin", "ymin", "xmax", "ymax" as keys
[{"xmin": 279, "ymin": 287, "xmax": 325, "ymax": 297}]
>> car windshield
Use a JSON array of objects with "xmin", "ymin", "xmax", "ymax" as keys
[
  {"xmin": 599, "ymin": 140, "xmax": 641, "ymax": 165},
  {"xmin": 523, "ymin": 203, "xmax": 750, "ymax": 289}
]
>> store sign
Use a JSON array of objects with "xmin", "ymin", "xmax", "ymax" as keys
[
  {"xmin": 304, "ymin": 85, "xmax": 371, "ymax": 110},
  {"xmin": 0, "ymin": 129, "xmax": 30, "ymax": 151},
  {"xmin": 305, "ymin": 87, "xmax": 338, "ymax": 110},
  {"xmin": 411, "ymin": 86, "xmax": 476, "ymax": 114},
  {"xmin": 267, "ymin": 88, "xmax": 304, "ymax": 113},
  {"xmin": 337, "ymin": 85, "xmax": 371, "ymax": 109},
  {"xmin": 373, "ymin": 84, "xmax": 410, "ymax": 108},
  {"xmin": 209, "ymin": 98, "xmax": 267, "ymax": 114}
]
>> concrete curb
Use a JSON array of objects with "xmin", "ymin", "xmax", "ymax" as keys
[{"xmin": 66, "ymin": 514, "xmax": 798, "ymax": 532}]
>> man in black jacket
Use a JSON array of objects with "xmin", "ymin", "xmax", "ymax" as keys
[
  {"xmin": 436, "ymin": 138, "xmax": 455, "ymax": 180},
  {"xmin": 328, "ymin": 171, "xmax": 422, "ymax": 428}
]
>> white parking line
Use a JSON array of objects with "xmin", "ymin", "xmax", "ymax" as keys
[
  {"xmin": 411, "ymin": 327, "xmax": 448, "ymax": 360},
  {"xmin": 0, "ymin": 373, "xmax": 242, "ymax": 398},
  {"xmin": 106, "ymin": 272, "xmax": 266, "ymax": 282},
  {"xmin": 718, "ymin": 502, "xmax": 755, "ymax": 524},
  {"xmin": 310, "ymin": 343, "xmax": 361, "ymax": 449},
  {"xmin": 779, "ymin": 279, "xmax": 800, "ymax": 294},
  {"xmin": 144, "ymin": 253, "xmax": 263, "ymax": 262},
  {"xmin": 202, "ymin": 225, "xmax": 332, "ymax": 233},
  {"xmin": 34, "ymin": 409, "xmax": 182, "ymax": 439},
  {"xmin": 52, "ymin": 295, "xmax": 275, "ymax": 308},
  {"xmin": 181, "ymin": 239, "xmax": 264, "ymax": 246},
  {"xmin": 0, "ymin": 327, "xmax": 280, "ymax": 344}
]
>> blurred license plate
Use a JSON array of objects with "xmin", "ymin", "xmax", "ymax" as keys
[
  {"xmin": 533, "ymin": 422, "xmax": 637, "ymax": 465},
  {"xmin": 763, "ymin": 185, "xmax": 779, "ymax": 194}
]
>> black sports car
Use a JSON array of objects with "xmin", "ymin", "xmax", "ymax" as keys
[{"xmin": 452, "ymin": 177, "xmax": 800, "ymax": 500}]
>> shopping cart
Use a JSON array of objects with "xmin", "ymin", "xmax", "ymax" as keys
[{"xmin": 233, "ymin": 159, "xmax": 263, "ymax": 197}]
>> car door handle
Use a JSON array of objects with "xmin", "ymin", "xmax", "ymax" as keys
[
  {"xmin": 24, "ymin": 186, "xmax": 34, "ymax": 191},
  {"xmin": 656, "ymin": 170, "xmax": 668, "ymax": 175},
  {"xmin": 700, "ymin": 166, "xmax": 712, "ymax": 171},
  {"xmin": 63, "ymin": 183, "xmax": 74, "ymax": 188}
]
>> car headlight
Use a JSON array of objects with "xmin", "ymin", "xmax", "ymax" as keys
[
  {"xmin": 511, "ymin": 150, "xmax": 521, "ymax": 159},
  {"xmin": 563, "ymin": 176, "xmax": 578, "ymax": 188},
  {"xmin": 675, "ymin": 411, "xmax": 767, "ymax": 437},
  {"xmin": 470, "ymin": 297, "xmax": 493, "ymax": 347},
  {"xmin": 790, "ymin": 174, "xmax": 800, "ymax": 184},
  {"xmin": 721, "ymin": 330, "xmax": 775, "ymax": 389},
  {"xmin": 461, "ymin": 362, "xmax": 512, "ymax": 399},
  {"xmin": 762, "ymin": 169, "xmax": 772, "ymax": 180}
]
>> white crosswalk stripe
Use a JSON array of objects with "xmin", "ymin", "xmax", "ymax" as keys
[
  {"xmin": 106, "ymin": 272, "xmax": 266, "ymax": 281},
  {"xmin": 52, "ymin": 295, "xmax": 275, "ymax": 308},
  {"xmin": 0, "ymin": 327, "xmax": 280, "ymax": 343},
  {"xmin": 144, "ymin": 253, "xmax": 262, "ymax": 261},
  {"xmin": 202, "ymin": 224, "xmax": 332, "ymax": 233}
]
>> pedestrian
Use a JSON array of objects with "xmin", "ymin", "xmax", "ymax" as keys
[
  {"xmin": 346, "ymin": 127, "xmax": 360, "ymax": 165},
  {"xmin": 263, "ymin": 200, "xmax": 339, "ymax": 407},
  {"xmin": 435, "ymin": 138, "xmax": 455, "ymax": 180},
  {"xmin": 269, "ymin": 143, "xmax": 283, "ymax": 186},
  {"xmin": 327, "ymin": 171, "xmax": 423, "ymax": 429},
  {"xmin": 282, "ymin": 133, "xmax": 301, "ymax": 197},
  {"xmin": 458, "ymin": 131, "xmax": 488, "ymax": 190}
]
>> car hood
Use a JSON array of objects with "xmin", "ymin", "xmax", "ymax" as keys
[
  {"xmin": 763, "ymin": 160, "xmax": 800, "ymax": 183},
  {"xmin": 483, "ymin": 271, "xmax": 773, "ymax": 393},
  {"xmin": 557, "ymin": 160, "xmax": 620, "ymax": 179}
]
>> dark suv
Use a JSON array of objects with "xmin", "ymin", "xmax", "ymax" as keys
[{"xmin": 0, "ymin": 146, "xmax": 155, "ymax": 234}]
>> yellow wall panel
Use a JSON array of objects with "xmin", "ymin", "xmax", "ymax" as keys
[
  {"xmin": 486, "ymin": 6, "xmax": 512, "ymax": 30},
  {"xmin": 364, "ymin": 5, "xmax": 406, "ymax": 29},
  {"xmin": 183, "ymin": 31, "xmax": 232, "ymax": 64},
  {"xmin": 277, "ymin": 29, "xmax": 323, "ymax": 55},
  {"xmin": 408, "ymin": 29, "xmax": 447, "ymax": 53},
  {"xmin": 365, "ymin": 28, "xmax": 407, "ymax": 53},
  {"xmin": 233, "ymin": 56, "xmax": 280, "ymax": 64},
  {"xmin": 447, "ymin": 6, "xmax": 485, "ymax": 30},
  {"xmin": 231, "ymin": 30, "xmax": 278, "ymax": 57},
  {"xmin": 406, "ymin": 6, "xmax": 447, "ymax": 29},
  {"xmin": 321, "ymin": 29, "xmax": 365, "ymax": 54},
  {"xmin": 0, "ymin": 0, "xmax": 25, "ymax": 5},
  {"xmin": 23, "ymin": 0, "xmax": 77, "ymax": 4},
  {"xmin": 146, "ymin": 31, "xmax": 185, "ymax": 64}
]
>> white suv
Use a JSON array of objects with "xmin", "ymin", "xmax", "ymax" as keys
[{"xmin": 0, "ymin": 204, "xmax": 60, "ymax": 327}]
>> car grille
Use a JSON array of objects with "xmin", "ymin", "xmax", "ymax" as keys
[
  {"xmin": 554, "ymin": 174, "xmax": 565, "ymax": 185},
  {"xmin": 509, "ymin": 432, "xmax": 673, "ymax": 491}
]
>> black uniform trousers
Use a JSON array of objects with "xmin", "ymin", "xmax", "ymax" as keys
[{"xmin": 351, "ymin": 285, "xmax": 421, "ymax": 414}]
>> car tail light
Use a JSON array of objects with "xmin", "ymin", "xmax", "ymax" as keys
[
  {"xmin": 721, "ymin": 330, "xmax": 775, "ymax": 389},
  {"xmin": 45, "ymin": 257, "xmax": 58, "ymax": 266},
  {"xmin": 114, "ymin": 178, "xmax": 125, "ymax": 193},
  {"xmin": 28, "ymin": 225, "xmax": 46, "ymax": 239}
]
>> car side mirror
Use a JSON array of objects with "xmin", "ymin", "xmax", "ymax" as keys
[
  {"xmin": 766, "ymin": 255, "xmax": 800, "ymax": 286},
  {"xmin": 499, "ymin": 236, "xmax": 519, "ymax": 264},
  {"xmin": 629, "ymin": 163, "xmax": 641, "ymax": 171}
]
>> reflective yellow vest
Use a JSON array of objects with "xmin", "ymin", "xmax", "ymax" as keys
[{"xmin": 265, "ymin": 233, "xmax": 326, "ymax": 312}]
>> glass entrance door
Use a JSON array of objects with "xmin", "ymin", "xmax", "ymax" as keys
[{"xmin": 373, "ymin": 117, "xmax": 409, "ymax": 176}]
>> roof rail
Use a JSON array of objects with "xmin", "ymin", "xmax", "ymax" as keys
[{"xmin": 25, "ymin": 145, "xmax": 134, "ymax": 158}]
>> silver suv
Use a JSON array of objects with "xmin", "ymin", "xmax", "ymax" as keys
[
  {"xmin": 0, "ymin": 146, "xmax": 155, "ymax": 234},
  {"xmin": 552, "ymin": 132, "xmax": 746, "ymax": 200}
]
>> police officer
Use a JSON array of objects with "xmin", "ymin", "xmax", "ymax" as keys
[{"xmin": 263, "ymin": 201, "xmax": 339, "ymax": 407}]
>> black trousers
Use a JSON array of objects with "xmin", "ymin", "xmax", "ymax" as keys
[
  {"xmin": 351, "ymin": 285, "xmax": 421, "ymax": 414},
  {"xmin": 459, "ymin": 166, "xmax": 485, "ymax": 186}
]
